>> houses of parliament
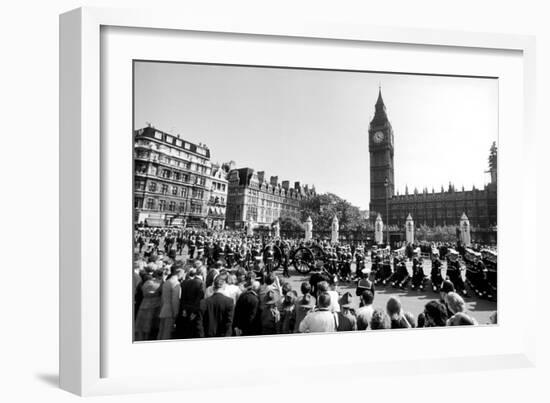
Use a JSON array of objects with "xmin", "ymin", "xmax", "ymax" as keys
[{"xmin": 368, "ymin": 88, "xmax": 497, "ymax": 230}]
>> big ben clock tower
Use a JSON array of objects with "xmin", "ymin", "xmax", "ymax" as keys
[{"xmin": 369, "ymin": 87, "xmax": 395, "ymax": 221}]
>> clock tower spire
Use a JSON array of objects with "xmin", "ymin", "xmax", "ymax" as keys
[{"xmin": 368, "ymin": 87, "xmax": 395, "ymax": 222}]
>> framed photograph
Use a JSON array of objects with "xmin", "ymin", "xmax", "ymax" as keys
[{"xmin": 60, "ymin": 7, "xmax": 536, "ymax": 396}]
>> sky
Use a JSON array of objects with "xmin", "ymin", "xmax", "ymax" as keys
[{"xmin": 134, "ymin": 61, "xmax": 498, "ymax": 210}]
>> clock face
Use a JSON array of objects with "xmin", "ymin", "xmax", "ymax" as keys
[{"xmin": 373, "ymin": 131, "xmax": 385, "ymax": 143}]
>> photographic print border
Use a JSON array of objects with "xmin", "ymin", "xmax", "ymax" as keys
[{"xmin": 60, "ymin": 7, "xmax": 536, "ymax": 396}]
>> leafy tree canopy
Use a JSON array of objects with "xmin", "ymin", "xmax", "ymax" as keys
[{"xmin": 298, "ymin": 193, "xmax": 371, "ymax": 232}]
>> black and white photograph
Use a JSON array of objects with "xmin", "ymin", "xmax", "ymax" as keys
[{"xmin": 132, "ymin": 61, "xmax": 498, "ymax": 342}]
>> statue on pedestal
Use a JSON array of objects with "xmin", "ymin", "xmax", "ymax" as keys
[
  {"xmin": 331, "ymin": 215, "xmax": 339, "ymax": 244},
  {"xmin": 405, "ymin": 214, "xmax": 415, "ymax": 244},
  {"xmin": 459, "ymin": 212, "xmax": 471, "ymax": 246},
  {"xmin": 304, "ymin": 216, "xmax": 313, "ymax": 242}
]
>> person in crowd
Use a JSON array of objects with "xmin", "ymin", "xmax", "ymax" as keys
[
  {"xmin": 403, "ymin": 311, "xmax": 417, "ymax": 328},
  {"xmin": 279, "ymin": 290, "xmax": 298, "ymax": 334},
  {"xmin": 356, "ymin": 271, "xmax": 375, "ymax": 301},
  {"xmin": 299, "ymin": 292, "xmax": 338, "ymax": 333},
  {"xmin": 157, "ymin": 268, "xmax": 184, "ymax": 340},
  {"xmin": 445, "ymin": 292, "xmax": 478, "ymax": 326},
  {"xmin": 419, "ymin": 300, "xmax": 448, "ymax": 327},
  {"xmin": 235, "ymin": 267, "xmax": 248, "ymax": 293},
  {"xmin": 370, "ymin": 308, "xmax": 391, "ymax": 330},
  {"xmin": 134, "ymin": 269, "xmax": 163, "ymax": 341},
  {"xmin": 205, "ymin": 261, "xmax": 223, "ymax": 289},
  {"xmin": 193, "ymin": 259, "xmax": 207, "ymax": 284},
  {"xmin": 197, "ymin": 277, "xmax": 234, "ymax": 338},
  {"xmin": 448, "ymin": 312, "xmax": 477, "ymax": 326},
  {"xmin": 309, "ymin": 262, "xmax": 332, "ymax": 297},
  {"xmin": 386, "ymin": 297, "xmax": 411, "ymax": 329},
  {"xmin": 294, "ymin": 283, "xmax": 316, "ymax": 333},
  {"xmin": 315, "ymin": 281, "xmax": 336, "ymax": 313},
  {"xmin": 259, "ymin": 272, "xmax": 282, "ymax": 309},
  {"xmin": 176, "ymin": 268, "xmax": 204, "ymax": 339},
  {"xmin": 439, "ymin": 280, "xmax": 456, "ymax": 317},
  {"xmin": 337, "ymin": 292, "xmax": 357, "ymax": 331},
  {"xmin": 260, "ymin": 290, "xmax": 281, "ymax": 335},
  {"xmin": 223, "ymin": 273, "xmax": 242, "ymax": 305},
  {"xmin": 205, "ymin": 271, "xmax": 227, "ymax": 299},
  {"xmin": 356, "ymin": 290, "xmax": 375, "ymax": 330},
  {"xmin": 233, "ymin": 280, "xmax": 262, "ymax": 336}
]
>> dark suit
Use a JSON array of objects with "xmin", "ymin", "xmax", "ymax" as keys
[
  {"xmin": 176, "ymin": 277, "xmax": 204, "ymax": 339},
  {"xmin": 233, "ymin": 290, "xmax": 261, "ymax": 336},
  {"xmin": 198, "ymin": 292, "xmax": 234, "ymax": 338}
]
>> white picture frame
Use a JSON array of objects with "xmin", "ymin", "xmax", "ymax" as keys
[{"xmin": 60, "ymin": 7, "xmax": 537, "ymax": 396}]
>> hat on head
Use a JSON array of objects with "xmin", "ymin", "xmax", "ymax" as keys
[
  {"xmin": 339, "ymin": 292, "xmax": 353, "ymax": 308},
  {"xmin": 440, "ymin": 280, "xmax": 455, "ymax": 294}
]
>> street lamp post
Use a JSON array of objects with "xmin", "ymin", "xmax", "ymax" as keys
[{"xmin": 384, "ymin": 177, "xmax": 390, "ymax": 248}]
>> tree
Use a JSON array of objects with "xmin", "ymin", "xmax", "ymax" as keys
[
  {"xmin": 278, "ymin": 216, "xmax": 304, "ymax": 233},
  {"xmin": 298, "ymin": 193, "xmax": 369, "ymax": 233}
]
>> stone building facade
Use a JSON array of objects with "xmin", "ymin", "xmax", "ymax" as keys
[
  {"xmin": 225, "ymin": 167, "xmax": 316, "ymax": 229},
  {"xmin": 368, "ymin": 89, "xmax": 497, "ymax": 229},
  {"xmin": 206, "ymin": 164, "xmax": 228, "ymax": 230},
  {"xmin": 133, "ymin": 125, "xmax": 226, "ymax": 228}
]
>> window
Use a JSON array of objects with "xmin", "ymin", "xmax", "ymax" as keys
[
  {"xmin": 172, "ymin": 186, "xmax": 178, "ymax": 196},
  {"xmin": 146, "ymin": 198, "xmax": 155, "ymax": 209},
  {"xmin": 161, "ymin": 184, "xmax": 169, "ymax": 194},
  {"xmin": 159, "ymin": 200, "xmax": 166, "ymax": 211},
  {"xmin": 222, "ymin": 184, "xmax": 226, "ymax": 192},
  {"xmin": 148, "ymin": 182, "xmax": 157, "ymax": 192},
  {"xmin": 148, "ymin": 165, "xmax": 157, "ymax": 175},
  {"xmin": 176, "ymin": 139, "xmax": 183, "ymax": 147},
  {"xmin": 168, "ymin": 201, "xmax": 176, "ymax": 212},
  {"xmin": 182, "ymin": 174, "xmax": 189, "ymax": 183},
  {"xmin": 181, "ymin": 187, "xmax": 188, "ymax": 197},
  {"xmin": 162, "ymin": 169, "xmax": 171, "ymax": 179},
  {"xmin": 184, "ymin": 143, "xmax": 191, "ymax": 150},
  {"xmin": 135, "ymin": 181, "xmax": 145, "ymax": 191},
  {"xmin": 136, "ymin": 163, "xmax": 147, "ymax": 174},
  {"xmin": 154, "ymin": 131, "xmax": 162, "ymax": 140},
  {"xmin": 191, "ymin": 204, "xmax": 202, "ymax": 214},
  {"xmin": 173, "ymin": 172, "xmax": 180, "ymax": 181},
  {"xmin": 134, "ymin": 198, "xmax": 143, "ymax": 208},
  {"xmin": 179, "ymin": 202, "xmax": 186, "ymax": 212},
  {"xmin": 192, "ymin": 189, "xmax": 204, "ymax": 199},
  {"xmin": 166, "ymin": 135, "xmax": 174, "ymax": 144}
]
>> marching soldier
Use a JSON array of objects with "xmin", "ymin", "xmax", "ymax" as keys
[
  {"xmin": 446, "ymin": 253, "xmax": 467, "ymax": 296},
  {"xmin": 430, "ymin": 255, "xmax": 443, "ymax": 292},
  {"xmin": 410, "ymin": 257, "xmax": 426, "ymax": 291}
]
